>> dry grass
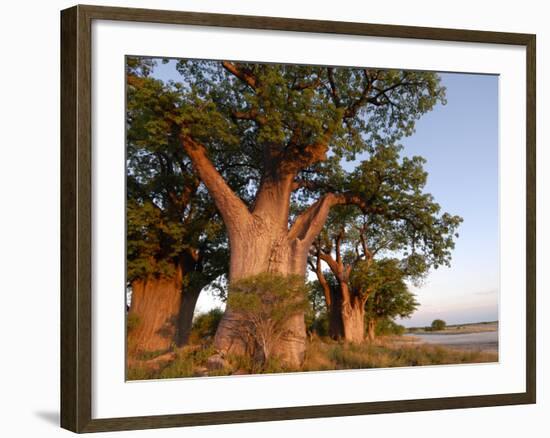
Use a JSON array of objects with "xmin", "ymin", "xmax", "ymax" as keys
[
  {"xmin": 303, "ymin": 336, "xmax": 497, "ymax": 371},
  {"xmin": 127, "ymin": 335, "xmax": 498, "ymax": 380}
]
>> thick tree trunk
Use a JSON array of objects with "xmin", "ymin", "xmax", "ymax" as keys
[
  {"xmin": 180, "ymin": 138, "xmax": 337, "ymax": 367},
  {"xmin": 325, "ymin": 280, "xmax": 366, "ymax": 343},
  {"xmin": 214, "ymin": 216, "xmax": 309, "ymax": 367},
  {"xmin": 176, "ymin": 287, "xmax": 201, "ymax": 347},
  {"xmin": 367, "ymin": 318, "xmax": 377, "ymax": 342},
  {"xmin": 341, "ymin": 297, "xmax": 366, "ymax": 343},
  {"xmin": 127, "ymin": 271, "xmax": 183, "ymax": 355}
]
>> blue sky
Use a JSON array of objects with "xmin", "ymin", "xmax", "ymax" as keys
[
  {"xmin": 393, "ymin": 72, "xmax": 499, "ymax": 326},
  {"xmin": 147, "ymin": 61, "xmax": 499, "ymax": 327}
]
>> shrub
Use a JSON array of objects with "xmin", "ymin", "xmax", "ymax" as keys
[
  {"xmin": 431, "ymin": 319, "xmax": 447, "ymax": 331},
  {"xmin": 228, "ymin": 272, "xmax": 310, "ymax": 364},
  {"xmin": 375, "ymin": 318, "xmax": 406, "ymax": 336},
  {"xmin": 189, "ymin": 308, "xmax": 224, "ymax": 344}
]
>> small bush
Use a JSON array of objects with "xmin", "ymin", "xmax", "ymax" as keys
[
  {"xmin": 189, "ymin": 308, "xmax": 224, "ymax": 345},
  {"xmin": 375, "ymin": 318, "xmax": 406, "ymax": 336},
  {"xmin": 228, "ymin": 272, "xmax": 310, "ymax": 364},
  {"xmin": 431, "ymin": 319, "xmax": 447, "ymax": 331}
]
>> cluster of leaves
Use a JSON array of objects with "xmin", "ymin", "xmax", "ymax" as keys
[
  {"xmin": 350, "ymin": 258, "xmax": 408, "ymax": 300},
  {"xmin": 363, "ymin": 266, "xmax": 419, "ymax": 323},
  {"xmin": 431, "ymin": 319, "xmax": 447, "ymax": 331},
  {"xmin": 188, "ymin": 308, "xmax": 224, "ymax": 344},
  {"xmin": 126, "ymin": 57, "xmax": 231, "ymax": 285},
  {"xmin": 373, "ymin": 318, "xmax": 406, "ymax": 337},
  {"xmin": 347, "ymin": 145, "xmax": 462, "ymax": 271}
]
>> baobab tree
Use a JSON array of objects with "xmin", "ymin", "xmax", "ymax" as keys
[
  {"xmin": 126, "ymin": 58, "xmax": 238, "ymax": 354},
  {"xmin": 151, "ymin": 59, "xmax": 447, "ymax": 365},
  {"xmin": 310, "ymin": 147, "xmax": 461, "ymax": 342}
]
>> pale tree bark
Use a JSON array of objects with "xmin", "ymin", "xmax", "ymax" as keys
[
  {"xmin": 127, "ymin": 269, "xmax": 183, "ymax": 355},
  {"xmin": 213, "ymin": 217, "xmax": 311, "ymax": 367},
  {"xmin": 127, "ymin": 250, "xmax": 211, "ymax": 355},
  {"xmin": 341, "ymin": 294, "xmax": 367, "ymax": 343},
  {"xmin": 180, "ymin": 135, "xmax": 326, "ymax": 366}
]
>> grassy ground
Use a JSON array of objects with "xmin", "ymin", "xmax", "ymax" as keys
[{"xmin": 127, "ymin": 336, "xmax": 498, "ymax": 380}]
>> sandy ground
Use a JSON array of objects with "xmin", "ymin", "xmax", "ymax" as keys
[{"xmin": 406, "ymin": 328, "xmax": 499, "ymax": 354}]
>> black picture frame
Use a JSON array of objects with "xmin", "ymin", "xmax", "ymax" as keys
[{"xmin": 60, "ymin": 4, "xmax": 536, "ymax": 433}]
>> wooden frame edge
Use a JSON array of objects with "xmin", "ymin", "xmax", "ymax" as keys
[{"xmin": 60, "ymin": 4, "xmax": 537, "ymax": 433}]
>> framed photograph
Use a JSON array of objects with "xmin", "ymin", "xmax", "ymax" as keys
[{"xmin": 60, "ymin": 4, "xmax": 536, "ymax": 433}]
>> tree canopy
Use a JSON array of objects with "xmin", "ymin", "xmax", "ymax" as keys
[
  {"xmin": 126, "ymin": 57, "xmax": 233, "ymax": 287},
  {"xmin": 126, "ymin": 56, "xmax": 461, "ymax": 363}
]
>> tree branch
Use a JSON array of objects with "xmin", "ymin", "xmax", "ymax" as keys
[
  {"xmin": 312, "ymin": 244, "xmax": 332, "ymax": 308},
  {"xmin": 222, "ymin": 61, "xmax": 258, "ymax": 90},
  {"xmin": 344, "ymin": 69, "xmax": 373, "ymax": 119},
  {"xmin": 326, "ymin": 67, "xmax": 341, "ymax": 106},
  {"xmin": 288, "ymin": 192, "xmax": 370, "ymax": 247},
  {"xmin": 292, "ymin": 77, "xmax": 322, "ymax": 91},
  {"xmin": 232, "ymin": 108, "xmax": 267, "ymax": 126},
  {"xmin": 335, "ymin": 229, "xmax": 344, "ymax": 267},
  {"xmin": 319, "ymin": 252, "xmax": 340, "ymax": 278},
  {"xmin": 180, "ymin": 133, "xmax": 253, "ymax": 235}
]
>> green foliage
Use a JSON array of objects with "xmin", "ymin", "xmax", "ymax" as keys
[
  {"xmin": 431, "ymin": 319, "xmax": 447, "ymax": 331},
  {"xmin": 157, "ymin": 345, "xmax": 218, "ymax": 379},
  {"xmin": 175, "ymin": 61, "xmax": 445, "ymax": 165},
  {"xmin": 374, "ymin": 318, "xmax": 406, "ymax": 336},
  {"xmin": 152, "ymin": 59, "xmax": 449, "ymax": 227},
  {"xmin": 364, "ymin": 262, "xmax": 418, "ymax": 322},
  {"xmin": 307, "ymin": 279, "xmax": 329, "ymax": 315},
  {"xmin": 346, "ymin": 145, "xmax": 462, "ymax": 272},
  {"xmin": 228, "ymin": 273, "xmax": 310, "ymax": 363},
  {"xmin": 189, "ymin": 308, "xmax": 224, "ymax": 344},
  {"xmin": 305, "ymin": 280, "xmax": 331, "ymax": 337},
  {"xmin": 351, "ymin": 258, "xmax": 406, "ymax": 299},
  {"xmin": 126, "ymin": 56, "xmax": 230, "ymax": 291}
]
